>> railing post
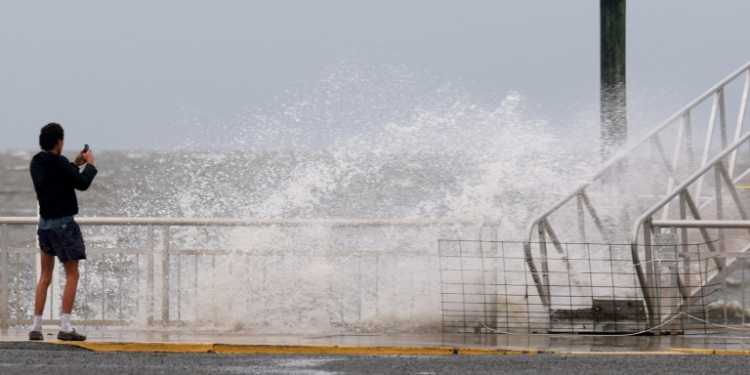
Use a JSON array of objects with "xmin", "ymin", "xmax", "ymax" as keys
[
  {"xmin": 162, "ymin": 225, "xmax": 170, "ymax": 325},
  {"xmin": 1, "ymin": 224, "xmax": 9, "ymax": 328},
  {"xmin": 538, "ymin": 221, "xmax": 550, "ymax": 306},
  {"xmin": 715, "ymin": 166, "xmax": 725, "ymax": 252},
  {"xmin": 147, "ymin": 225, "xmax": 154, "ymax": 325},
  {"xmin": 743, "ymin": 258, "xmax": 747, "ymax": 326},
  {"xmin": 576, "ymin": 193, "xmax": 586, "ymax": 243},
  {"xmin": 642, "ymin": 218, "xmax": 658, "ymax": 332},
  {"xmin": 728, "ymin": 70, "xmax": 750, "ymax": 178},
  {"xmin": 695, "ymin": 90, "xmax": 722, "ymax": 200},
  {"xmin": 684, "ymin": 111, "xmax": 695, "ymax": 173},
  {"xmin": 720, "ymin": 88, "xmax": 728, "ymax": 150},
  {"xmin": 668, "ymin": 261, "xmax": 679, "ymax": 335}
]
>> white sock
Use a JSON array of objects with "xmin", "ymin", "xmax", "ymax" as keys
[
  {"xmin": 61, "ymin": 313, "xmax": 72, "ymax": 332},
  {"xmin": 32, "ymin": 315, "xmax": 42, "ymax": 332}
]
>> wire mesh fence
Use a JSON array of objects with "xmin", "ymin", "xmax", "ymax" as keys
[{"xmin": 439, "ymin": 239, "xmax": 750, "ymax": 335}]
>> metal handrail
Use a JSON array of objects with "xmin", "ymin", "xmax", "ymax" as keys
[
  {"xmin": 651, "ymin": 220, "xmax": 750, "ymax": 228},
  {"xmin": 523, "ymin": 60, "xmax": 750, "ymax": 310},
  {"xmin": 524, "ymin": 59, "xmax": 750, "ymax": 246},
  {"xmin": 0, "ymin": 217, "xmax": 499, "ymax": 227},
  {"xmin": 629, "ymin": 123, "xmax": 750, "ymax": 327},
  {"xmin": 630, "ymin": 130, "xmax": 750, "ymax": 243}
]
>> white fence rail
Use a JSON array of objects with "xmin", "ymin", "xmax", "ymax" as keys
[{"xmin": 0, "ymin": 217, "xmax": 497, "ymax": 331}]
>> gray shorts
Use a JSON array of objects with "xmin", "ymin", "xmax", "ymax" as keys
[{"xmin": 37, "ymin": 220, "xmax": 87, "ymax": 263}]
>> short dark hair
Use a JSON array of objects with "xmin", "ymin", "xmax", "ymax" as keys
[{"xmin": 39, "ymin": 123, "xmax": 64, "ymax": 151}]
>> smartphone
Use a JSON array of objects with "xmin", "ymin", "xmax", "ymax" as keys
[{"xmin": 83, "ymin": 144, "xmax": 89, "ymax": 153}]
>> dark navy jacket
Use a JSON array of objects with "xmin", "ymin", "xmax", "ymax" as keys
[{"xmin": 30, "ymin": 152, "xmax": 98, "ymax": 219}]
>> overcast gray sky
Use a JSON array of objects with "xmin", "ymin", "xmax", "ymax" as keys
[{"xmin": 1, "ymin": 0, "xmax": 749, "ymax": 151}]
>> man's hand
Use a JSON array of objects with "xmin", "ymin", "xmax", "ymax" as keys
[
  {"xmin": 83, "ymin": 150, "xmax": 95, "ymax": 166},
  {"xmin": 73, "ymin": 150, "xmax": 86, "ymax": 167}
]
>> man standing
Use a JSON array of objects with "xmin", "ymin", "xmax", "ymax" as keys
[{"xmin": 28, "ymin": 123, "xmax": 97, "ymax": 341}]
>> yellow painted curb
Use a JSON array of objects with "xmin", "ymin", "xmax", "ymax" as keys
[
  {"xmin": 555, "ymin": 351, "xmax": 685, "ymax": 355},
  {"xmin": 40, "ymin": 341, "xmax": 750, "ymax": 356},
  {"xmin": 672, "ymin": 348, "xmax": 750, "ymax": 355},
  {"xmin": 56, "ymin": 341, "xmax": 214, "ymax": 353},
  {"xmin": 457, "ymin": 348, "xmax": 544, "ymax": 355},
  {"xmin": 213, "ymin": 344, "xmax": 456, "ymax": 355}
]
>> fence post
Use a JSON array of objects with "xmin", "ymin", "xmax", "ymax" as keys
[
  {"xmin": 642, "ymin": 219, "xmax": 659, "ymax": 332},
  {"xmin": 162, "ymin": 225, "xmax": 170, "ymax": 325},
  {"xmin": 1, "ymin": 224, "xmax": 9, "ymax": 328},
  {"xmin": 327, "ymin": 225, "xmax": 337, "ymax": 324},
  {"xmin": 668, "ymin": 262, "xmax": 679, "ymax": 335},
  {"xmin": 147, "ymin": 225, "xmax": 154, "ymax": 325}
]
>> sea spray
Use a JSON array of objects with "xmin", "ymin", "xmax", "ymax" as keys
[{"xmin": 1, "ymin": 62, "xmax": 602, "ymax": 332}]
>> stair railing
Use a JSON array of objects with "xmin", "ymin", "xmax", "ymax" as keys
[{"xmin": 524, "ymin": 60, "xmax": 750, "ymax": 312}]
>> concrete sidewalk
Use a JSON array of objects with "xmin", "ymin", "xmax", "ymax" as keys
[{"xmin": 4, "ymin": 329, "xmax": 750, "ymax": 355}]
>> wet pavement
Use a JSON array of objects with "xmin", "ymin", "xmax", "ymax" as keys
[
  {"xmin": 1, "ymin": 342, "xmax": 749, "ymax": 375},
  {"xmin": 4, "ymin": 328, "xmax": 750, "ymax": 354}
]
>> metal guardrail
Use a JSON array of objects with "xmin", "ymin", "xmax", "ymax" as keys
[
  {"xmin": 631, "ymin": 131, "xmax": 750, "ymax": 330},
  {"xmin": 523, "ymin": 60, "xmax": 750, "ymax": 329},
  {"xmin": 0, "ymin": 217, "xmax": 498, "ymax": 329}
]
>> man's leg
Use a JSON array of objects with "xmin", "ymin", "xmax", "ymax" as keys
[
  {"xmin": 34, "ymin": 251, "xmax": 55, "ymax": 316},
  {"xmin": 30, "ymin": 251, "xmax": 55, "ymax": 339},
  {"xmin": 58, "ymin": 259, "xmax": 86, "ymax": 340},
  {"xmin": 61, "ymin": 259, "xmax": 79, "ymax": 314}
]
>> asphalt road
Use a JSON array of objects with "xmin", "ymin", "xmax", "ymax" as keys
[{"xmin": 0, "ymin": 342, "xmax": 746, "ymax": 375}]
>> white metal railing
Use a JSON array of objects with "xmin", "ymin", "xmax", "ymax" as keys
[
  {"xmin": 523, "ymin": 60, "xmax": 750, "ymax": 328},
  {"xmin": 631, "ymin": 128, "xmax": 750, "ymax": 330},
  {"xmin": 0, "ymin": 217, "xmax": 498, "ymax": 330}
]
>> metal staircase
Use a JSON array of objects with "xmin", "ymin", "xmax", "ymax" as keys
[{"xmin": 523, "ymin": 60, "xmax": 750, "ymax": 333}]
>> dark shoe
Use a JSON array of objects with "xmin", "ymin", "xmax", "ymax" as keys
[
  {"xmin": 57, "ymin": 329, "xmax": 86, "ymax": 341},
  {"xmin": 29, "ymin": 331, "xmax": 44, "ymax": 341}
]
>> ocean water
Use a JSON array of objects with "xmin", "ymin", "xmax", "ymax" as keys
[{"xmin": 1, "ymin": 92, "xmax": 599, "ymax": 228}]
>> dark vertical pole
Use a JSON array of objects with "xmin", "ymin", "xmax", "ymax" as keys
[{"xmin": 600, "ymin": 0, "xmax": 627, "ymax": 162}]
